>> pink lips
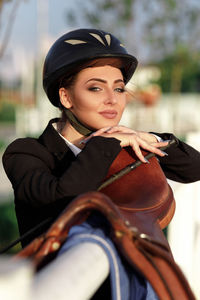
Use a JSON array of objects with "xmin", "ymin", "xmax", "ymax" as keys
[{"xmin": 99, "ymin": 110, "xmax": 118, "ymax": 119}]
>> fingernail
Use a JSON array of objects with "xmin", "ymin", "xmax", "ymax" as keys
[
  {"xmin": 161, "ymin": 151, "xmax": 168, "ymax": 156},
  {"xmin": 144, "ymin": 158, "xmax": 150, "ymax": 164},
  {"xmin": 104, "ymin": 127, "xmax": 112, "ymax": 132},
  {"xmin": 79, "ymin": 139, "xmax": 88, "ymax": 145}
]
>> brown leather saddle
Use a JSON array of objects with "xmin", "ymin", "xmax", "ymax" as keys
[{"xmin": 16, "ymin": 142, "xmax": 196, "ymax": 300}]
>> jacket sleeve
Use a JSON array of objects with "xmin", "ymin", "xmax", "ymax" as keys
[
  {"xmin": 2, "ymin": 136, "xmax": 121, "ymax": 208},
  {"xmin": 152, "ymin": 132, "xmax": 200, "ymax": 183}
]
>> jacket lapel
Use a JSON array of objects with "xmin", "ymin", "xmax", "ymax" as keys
[{"xmin": 38, "ymin": 118, "xmax": 73, "ymax": 161}]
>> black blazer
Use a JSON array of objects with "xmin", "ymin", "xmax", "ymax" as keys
[{"xmin": 3, "ymin": 118, "xmax": 200, "ymax": 246}]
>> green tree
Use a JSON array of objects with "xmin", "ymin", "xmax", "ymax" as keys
[
  {"xmin": 67, "ymin": 0, "xmax": 200, "ymax": 57},
  {"xmin": 154, "ymin": 49, "xmax": 200, "ymax": 93},
  {"xmin": 0, "ymin": 200, "xmax": 20, "ymax": 254},
  {"xmin": 67, "ymin": 0, "xmax": 200, "ymax": 93},
  {"xmin": 144, "ymin": 0, "xmax": 200, "ymax": 93}
]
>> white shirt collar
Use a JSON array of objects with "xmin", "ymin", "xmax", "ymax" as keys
[{"xmin": 52, "ymin": 122, "xmax": 82, "ymax": 157}]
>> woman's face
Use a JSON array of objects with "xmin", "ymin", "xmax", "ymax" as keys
[{"xmin": 60, "ymin": 65, "xmax": 127, "ymax": 131}]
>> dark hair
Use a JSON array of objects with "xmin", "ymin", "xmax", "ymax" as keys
[{"xmin": 59, "ymin": 57, "xmax": 125, "ymax": 90}]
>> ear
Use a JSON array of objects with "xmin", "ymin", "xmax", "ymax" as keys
[{"xmin": 59, "ymin": 87, "xmax": 73, "ymax": 109}]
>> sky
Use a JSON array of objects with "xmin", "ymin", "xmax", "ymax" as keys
[
  {"xmin": 1, "ymin": 0, "xmax": 200, "ymax": 82},
  {"xmin": 0, "ymin": 0, "xmax": 83, "ymax": 80}
]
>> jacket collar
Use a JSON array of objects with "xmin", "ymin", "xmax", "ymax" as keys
[{"xmin": 38, "ymin": 118, "xmax": 71, "ymax": 160}]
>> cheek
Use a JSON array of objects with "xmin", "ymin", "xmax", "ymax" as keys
[
  {"xmin": 119, "ymin": 97, "xmax": 127, "ymax": 111},
  {"xmin": 72, "ymin": 93, "xmax": 97, "ymax": 112}
]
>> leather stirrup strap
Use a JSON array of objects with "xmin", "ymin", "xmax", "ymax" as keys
[{"xmin": 16, "ymin": 192, "xmax": 195, "ymax": 300}]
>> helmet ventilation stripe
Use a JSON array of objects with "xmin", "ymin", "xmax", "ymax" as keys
[
  {"xmin": 105, "ymin": 34, "xmax": 111, "ymax": 46},
  {"xmin": 65, "ymin": 39, "xmax": 87, "ymax": 45},
  {"xmin": 89, "ymin": 33, "xmax": 106, "ymax": 46}
]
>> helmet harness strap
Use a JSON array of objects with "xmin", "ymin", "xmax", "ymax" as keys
[{"xmin": 64, "ymin": 109, "xmax": 93, "ymax": 136}]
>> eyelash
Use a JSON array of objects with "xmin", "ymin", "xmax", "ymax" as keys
[
  {"xmin": 115, "ymin": 88, "xmax": 125, "ymax": 93},
  {"xmin": 88, "ymin": 87, "xmax": 100, "ymax": 92},
  {"xmin": 88, "ymin": 87, "xmax": 125, "ymax": 93}
]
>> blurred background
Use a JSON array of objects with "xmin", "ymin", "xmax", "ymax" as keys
[{"xmin": 0, "ymin": 0, "xmax": 200, "ymax": 298}]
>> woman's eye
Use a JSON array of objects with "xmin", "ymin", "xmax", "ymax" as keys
[
  {"xmin": 88, "ymin": 87, "xmax": 101, "ymax": 92},
  {"xmin": 115, "ymin": 87, "xmax": 125, "ymax": 93}
]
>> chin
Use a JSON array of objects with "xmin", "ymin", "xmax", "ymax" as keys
[
  {"xmin": 104, "ymin": 120, "xmax": 120, "ymax": 127},
  {"xmin": 87, "ymin": 117, "xmax": 120, "ymax": 131}
]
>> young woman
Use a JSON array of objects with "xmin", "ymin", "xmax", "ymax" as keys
[{"xmin": 3, "ymin": 28, "xmax": 200, "ymax": 299}]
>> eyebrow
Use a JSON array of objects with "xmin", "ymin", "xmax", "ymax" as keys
[{"xmin": 85, "ymin": 78, "xmax": 124, "ymax": 84}]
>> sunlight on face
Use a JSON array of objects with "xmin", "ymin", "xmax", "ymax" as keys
[{"xmin": 62, "ymin": 65, "xmax": 127, "ymax": 130}]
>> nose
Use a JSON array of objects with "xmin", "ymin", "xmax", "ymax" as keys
[{"xmin": 104, "ymin": 90, "xmax": 117, "ymax": 105}]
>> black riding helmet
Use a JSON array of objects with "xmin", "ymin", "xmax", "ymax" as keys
[{"xmin": 43, "ymin": 28, "xmax": 138, "ymax": 107}]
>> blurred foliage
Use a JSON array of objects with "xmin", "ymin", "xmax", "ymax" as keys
[
  {"xmin": 0, "ymin": 139, "xmax": 7, "ymax": 150},
  {"xmin": 0, "ymin": 199, "xmax": 21, "ymax": 254},
  {"xmin": 153, "ymin": 48, "xmax": 200, "ymax": 93},
  {"xmin": 142, "ymin": 0, "xmax": 200, "ymax": 61},
  {"xmin": 0, "ymin": 101, "xmax": 16, "ymax": 122},
  {"xmin": 67, "ymin": 0, "xmax": 200, "ymax": 94},
  {"xmin": 66, "ymin": 0, "xmax": 200, "ymax": 58},
  {"xmin": 66, "ymin": 0, "xmax": 136, "ymax": 44}
]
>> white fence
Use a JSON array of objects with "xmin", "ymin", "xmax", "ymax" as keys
[
  {"xmin": 122, "ymin": 94, "xmax": 200, "ymax": 298},
  {"xmin": 121, "ymin": 93, "xmax": 200, "ymax": 136},
  {"xmin": 1, "ymin": 94, "xmax": 200, "ymax": 298},
  {"xmin": 168, "ymin": 132, "xmax": 200, "ymax": 300}
]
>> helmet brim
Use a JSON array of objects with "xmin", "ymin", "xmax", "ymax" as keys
[{"xmin": 44, "ymin": 54, "xmax": 137, "ymax": 107}]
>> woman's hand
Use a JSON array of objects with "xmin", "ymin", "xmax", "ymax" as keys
[{"xmin": 81, "ymin": 126, "xmax": 169, "ymax": 163}]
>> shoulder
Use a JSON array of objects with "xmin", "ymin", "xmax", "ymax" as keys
[
  {"xmin": 4, "ymin": 137, "xmax": 49, "ymax": 155},
  {"xmin": 3, "ymin": 118, "xmax": 63, "ymax": 160},
  {"xmin": 2, "ymin": 137, "xmax": 54, "ymax": 167}
]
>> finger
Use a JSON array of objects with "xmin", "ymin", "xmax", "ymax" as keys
[
  {"xmin": 79, "ymin": 135, "xmax": 93, "ymax": 144},
  {"xmin": 130, "ymin": 139, "xmax": 148, "ymax": 163},
  {"xmin": 80, "ymin": 127, "xmax": 112, "ymax": 144},
  {"xmin": 97, "ymin": 126, "xmax": 114, "ymax": 133},
  {"xmin": 150, "ymin": 141, "xmax": 170, "ymax": 156},
  {"xmin": 144, "ymin": 143, "xmax": 168, "ymax": 157},
  {"xmin": 155, "ymin": 140, "xmax": 169, "ymax": 145},
  {"xmin": 88, "ymin": 127, "xmax": 112, "ymax": 137},
  {"xmin": 106, "ymin": 126, "xmax": 136, "ymax": 134},
  {"xmin": 132, "ymin": 137, "xmax": 169, "ymax": 158},
  {"xmin": 151, "ymin": 141, "xmax": 169, "ymax": 148}
]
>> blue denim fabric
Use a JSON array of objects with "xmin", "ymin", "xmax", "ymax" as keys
[{"xmin": 58, "ymin": 215, "xmax": 158, "ymax": 300}]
